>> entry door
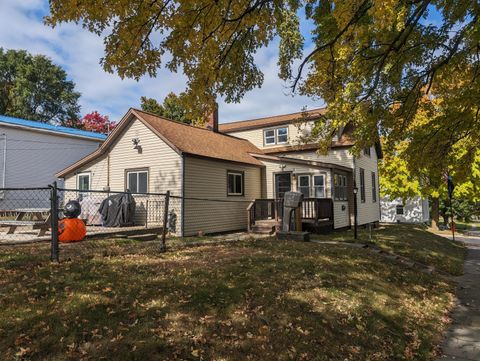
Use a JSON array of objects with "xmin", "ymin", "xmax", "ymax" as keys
[{"xmin": 275, "ymin": 173, "xmax": 291, "ymax": 198}]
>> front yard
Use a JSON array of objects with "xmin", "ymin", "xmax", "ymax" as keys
[
  {"xmin": 311, "ymin": 223, "xmax": 466, "ymax": 276},
  {"xmin": 0, "ymin": 229, "xmax": 457, "ymax": 360}
]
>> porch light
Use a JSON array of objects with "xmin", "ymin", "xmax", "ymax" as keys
[{"xmin": 353, "ymin": 186, "xmax": 358, "ymax": 194}]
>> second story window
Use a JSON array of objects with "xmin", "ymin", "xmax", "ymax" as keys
[
  {"xmin": 264, "ymin": 129, "xmax": 276, "ymax": 145},
  {"xmin": 263, "ymin": 127, "xmax": 288, "ymax": 145},
  {"xmin": 276, "ymin": 127, "xmax": 288, "ymax": 143},
  {"xmin": 364, "ymin": 147, "xmax": 371, "ymax": 156}
]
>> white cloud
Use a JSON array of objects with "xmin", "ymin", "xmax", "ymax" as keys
[{"xmin": 0, "ymin": 0, "xmax": 323, "ymax": 123}]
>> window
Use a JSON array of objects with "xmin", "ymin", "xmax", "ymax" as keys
[
  {"xmin": 359, "ymin": 168, "xmax": 366, "ymax": 203},
  {"xmin": 263, "ymin": 127, "xmax": 288, "ymax": 145},
  {"xmin": 264, "ymin": 129, "xmax": 275, "ymax": 145},
  {"xmin": 227, "ymin": 171, "xmax": 244, "ymax": 196},
  {"xmin": 364, "ymin": 147, "xmax": 371, "ymax": 156},
  {"xmin": 78, "ymin": 172, "xmax": 90, "ymax": 199},
  {"xmin": 276, "ymin": 127, "xmax": 288, "ymax": 144},
  {"xmin": 396, "ymin": 205, "xmax": 404, "ymax": 215},
  {"xmin": 127, "ymin": 169, "xmax": 148, "ymax": 193},
  {"xmin": 371, "ymin": 172, "xmax": 377, "ymax": 202},
  {"xmin": 313, "ymin": 175, "xmax": 325, "ymax": 198},
  {"xmin": 298, "ymin": 175, "xmax": 310, "ymax": 198},
  {"xmin": 334, "ymin": 174, "xmax": 347, "ymax": 201}
]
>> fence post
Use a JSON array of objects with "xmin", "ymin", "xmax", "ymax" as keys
[
  {"xmin": 160, "ymin": 190, "xmax": 170, "ymax": 252},
  {"xmin": 145, "ymin": 199, "xmax": 149, "ymax": 229},
  {"xmin": 50, "ymin": 181, "xmax": 59, "ymax": 262}
]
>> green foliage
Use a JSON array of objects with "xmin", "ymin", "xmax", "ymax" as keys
[
  {"xmin": 0, "ymin": 48, "xmax": 81, "ymax": 123},
  {"xmin": 46, "ymin": 1, "xmax": 480, "ymax": 178},
  {"xmin": 440, "ymin": 199, "xmax": 480, "ymax": 223},
  {"xmin": 140, "ymin": 92, "xmax": 190, "ymax": 124}
]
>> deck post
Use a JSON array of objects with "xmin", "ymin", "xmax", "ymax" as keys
[
  {"xmin": 49, "ymin": 181, "xmax": 59, "ymax": 262},
  {"xmin": 160, "ymin": 190, "xmax": 170, "ymax": 252}
]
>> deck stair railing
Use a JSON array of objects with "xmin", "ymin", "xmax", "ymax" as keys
[{"xmin": 247, "ymin": 197, "xmax": 333, "ymax": 232}]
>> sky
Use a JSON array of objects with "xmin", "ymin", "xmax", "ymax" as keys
[{"xmin": 0, "ymin": 0, "xmax": 323, "ymax": 124}]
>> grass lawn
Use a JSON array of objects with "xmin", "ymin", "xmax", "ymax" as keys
[
  {"xmin": 311, "ymin": 224, "xmax": 466, "ymax": 276},
  {"xmin": 0, "ymin": 238, "xmax": 454, "ymax": 360},
  {"xmin": 455, "ymin": 220, "xmax": 480, "ymax": 231}
]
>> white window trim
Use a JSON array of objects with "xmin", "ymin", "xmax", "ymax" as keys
[
  {"xmin": 297, "ymin": 175, "xmax": 311, "ymax": 198},
  {"xmin": 263, "ymin": 126, "xmax": 289, "ymax": 146},
  {"xmin": 313, "ymin": 174, "xmax": 326, "ymax": 198},
  {"xmin": 276, "ymin": 127, "xmax": 289, "ymax": 144},
  {"xmin": 227, "ymin": 171, "xmax": 244, "ymax": 196},
  {"xmin": 77, "ymin": 172, "xmax": 91, "ymax": 191},
  {"xmin": 126, "ymin": 170, "xmax": 149, "ymax": 193}
]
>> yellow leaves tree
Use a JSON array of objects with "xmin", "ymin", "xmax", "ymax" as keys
[{"xmin": 46, "ymin": 0, "xmax": 480, "ymax": 175}]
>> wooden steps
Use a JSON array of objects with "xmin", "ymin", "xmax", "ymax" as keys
[{"xmin": 250, "ymin": 219, "xmax": 278, "ymax": 234}]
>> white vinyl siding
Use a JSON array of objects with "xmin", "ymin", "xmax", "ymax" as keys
[
  {"xmin": 64, "ymin": 118, "xmax": 182, "ymax": 195},
  {"xmin": 0, "ymin": 125, "xmax": 102, "ymax": 209},
  {"xmin": 229, "ymin": 121, "xmax": 314, "ymax": 149},
  {"xmin": 0, "ymin": 125, "xmax": 101, "ymax": 189},
  {"xmin": 380, "ymin": 196, "xmax": 430, "ymax": 223},
  {"xmin": 63, "ymin": 117, "xmax": 183, "ymax": 233}
]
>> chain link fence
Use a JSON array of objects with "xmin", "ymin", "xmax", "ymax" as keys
[{"xmin": 0, "ymin": 184, "xmax": 177, "ymax": 261}]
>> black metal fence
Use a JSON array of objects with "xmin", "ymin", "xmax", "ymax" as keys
[{"xmin": 0, "ymin": 183, "xmax": 175, "ymax": 261}]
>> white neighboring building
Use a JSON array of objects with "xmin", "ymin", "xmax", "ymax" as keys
[
  {"xmin": 380, "ymin": 196, "xmax": 430, "ymax": 223},
  {"xmin": 0, "ymin": 114, "xmax": 106, "ymax": 208}
]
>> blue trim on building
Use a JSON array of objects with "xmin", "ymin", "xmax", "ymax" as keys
[{"xmin": 0, "ymin": 114, "xmax": 107, "ymax": 140}]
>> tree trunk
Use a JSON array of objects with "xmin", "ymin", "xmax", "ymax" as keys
[{"xmin": 431, "ymin": 197, "xmax": 440, "ymax": 231}]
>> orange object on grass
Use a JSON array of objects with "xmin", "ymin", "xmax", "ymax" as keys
[{"xmin": 58, "ymin": 218, "xmax": 86, "ymax": 243}]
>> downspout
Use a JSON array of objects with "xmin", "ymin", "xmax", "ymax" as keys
[
  {"xmin": 1, "ymin": 133, "xmax": 6, "ymax": 188},
  {"xmin": 181, "ymin": 153, "xmax": 185, "ymax": 237}
]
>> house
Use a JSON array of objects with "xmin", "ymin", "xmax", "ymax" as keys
[
  {"xmin": 219, "ymin": 109, "xmax": 382, "ymax": 230},
  {"xmin": 380, "ymin": 196, "xmax": 430, "ymax": 223},
  {"xmin": 56, "ymin": 107, "xmax": 381, "ymax": 236},
  {"xmin": 0, "ymin": 114, "xmax": 106, "ymax": 208}
]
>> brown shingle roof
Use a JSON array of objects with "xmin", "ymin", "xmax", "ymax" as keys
[
  {"xmin": 219, "ymin": 107, "xmax": 327, "ymax": 133},
  {"xmin": 133, "ymin": 109, "xmax": 264, "ymax": 166},
  {"xmin": 56, "ymin": 108, "xmax": 264, "ymax": 177}
]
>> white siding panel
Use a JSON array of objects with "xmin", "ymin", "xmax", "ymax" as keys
[
  {"xmin": 227, "ymin": 121, "xmax": 315, "ymax": 149},
  {"xmin": 277, "ymin": 149, "xmax": 354, "ymax": 169},
  {"xmin": 0, "ymin": 126, "xmax": 102, "ymax": 209},
  {"xmin": 62, "ymin": 118, "xmax": 183, "ymax": 233},
  {"xmin": 183, "ymin": 156, "xmax": 262, "ymax": 236},
  {"xmin": 380, "ymin": 196, "xmax": 429, "ymax": 223},
  {"xmin": 259, "ymin": 159, "xmax": 333, "ymax": 198},
  {"xmin": 333, "ymin": 201, "xmax": 350, "ymax": 228}
]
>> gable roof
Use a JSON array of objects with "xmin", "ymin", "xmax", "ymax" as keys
[
  {"xmin": 0, "ymin": 114, "xmax": 106, "ymax": 141},
  {"xmin": 133, "ymin": 109, "xmax": 264, "ymax": 166},
  {"xmin": 219, "ymin": 107, "xmax": 327, "ymax": 133},
  {"xmin": 56, "ymin": 108, "xmax": 264, "ymax": 177}
]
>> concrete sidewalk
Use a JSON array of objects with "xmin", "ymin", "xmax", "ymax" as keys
[{"xmin": 438, "ymin": 234, "xmax": 480, "ymax": 360}]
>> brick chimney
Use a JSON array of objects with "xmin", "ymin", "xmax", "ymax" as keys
[{"xmin": 206, "ymin": 103, "xmax": 219, "ymax": 132}]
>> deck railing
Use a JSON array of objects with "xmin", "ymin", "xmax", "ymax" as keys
[
  {"xmin": 247, "ymin": 198, "xmax": 283, "ymax": 232},
  {"xmin": 247, "ymin": 197, "xmax": 333, "ymax": 231},
  {"xmin": 302, "ymin": 198, "xmax": 333, "ymax": 222}
]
